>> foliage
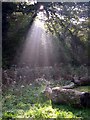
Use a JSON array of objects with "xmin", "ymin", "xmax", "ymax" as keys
[
  {"xmin": 44, "ymin": 2, "xmax": 89, "ymax": 65},
  {"xmin": 2, "ymin": 81, "xmax": 90, "ymax": 119},
  {"xmin": 2, "ymin": 2, "xmax": 90, "ymax": 119},
  {"xmin": 2, "ymin": 2, "xmax": 90, "ymax": 68},
  {"xmin": 2, "ymin": 9, "xmax": 36, "ymax": 68},
  {"xmin": 2, "ymin": 65, "xmax": 89, "ymax": 88}
]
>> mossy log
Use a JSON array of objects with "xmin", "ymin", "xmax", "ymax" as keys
[{"xmin": 45, "ymin": 87, "xmax": 90, "ymax": 108}]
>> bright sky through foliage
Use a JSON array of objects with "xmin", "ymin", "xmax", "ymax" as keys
[{"xmin": 40, "ymin": 5, "xmax": 44, "ymax": 10}]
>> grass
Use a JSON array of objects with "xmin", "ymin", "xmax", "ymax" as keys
[
  {"xmin": 74, "ymin": 86, "xmax": 90, "ymax": 92},
  {"xmin": 2, "ymin": 81, "xmax": 90, "ymax": 119}
]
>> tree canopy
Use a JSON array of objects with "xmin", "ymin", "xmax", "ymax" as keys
[{"xmin": 2, "ymin": 2, "xmax": 89, "ymax": 67}]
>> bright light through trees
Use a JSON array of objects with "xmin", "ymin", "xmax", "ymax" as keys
[
  {"xmin": 18, "ymin": 11, "xmax": 53, "ymax": 67},
  {"xmin": 39, "ymin": 5, "xmax": 44, "ymax": 10}
]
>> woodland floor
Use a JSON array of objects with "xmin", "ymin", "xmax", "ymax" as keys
[
  {"xmin": 2, "ymin": 66, "xmax": 90, "ymax": 119},
  {"xmin": 2, "ymin": 11, "xmax": 90, "ymax": 119}
]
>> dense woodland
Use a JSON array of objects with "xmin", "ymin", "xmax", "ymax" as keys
[
  {"xmin": 2, "ymin": 1, "xmax": 90, "ymax": 119},
  {"xmin": 2, "ymin": 2, "xmax": 90, "ymax": 67}
]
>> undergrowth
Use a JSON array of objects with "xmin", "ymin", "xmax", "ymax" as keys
[{"xmin": 2, "ymin": 81, "xmax": 90, "ymax": 119}]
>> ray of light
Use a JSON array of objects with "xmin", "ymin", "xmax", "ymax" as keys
[{"xmin": 18, "ymin": 11, "xmax": 54, "ymax": 67}]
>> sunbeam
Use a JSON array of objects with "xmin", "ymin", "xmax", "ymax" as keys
[{"xmin": 18, "ymin": 11, "xmax": 53, "ymax": 67}]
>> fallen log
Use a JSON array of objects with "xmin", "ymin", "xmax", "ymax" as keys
[
  {"xmin": 62, "ymin": 82, "xmax": 76, "ymax": 89},
  {"xmin": 62, "ymin": 76, "xmax": 90, "ymax": 89},
  {"xmin": 71, "ymin": 76, "xmax": 90, "ymax": 86},
  {"xmin": 44, "ymin": 87, "xmax": 90, "ymax": 108}
]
